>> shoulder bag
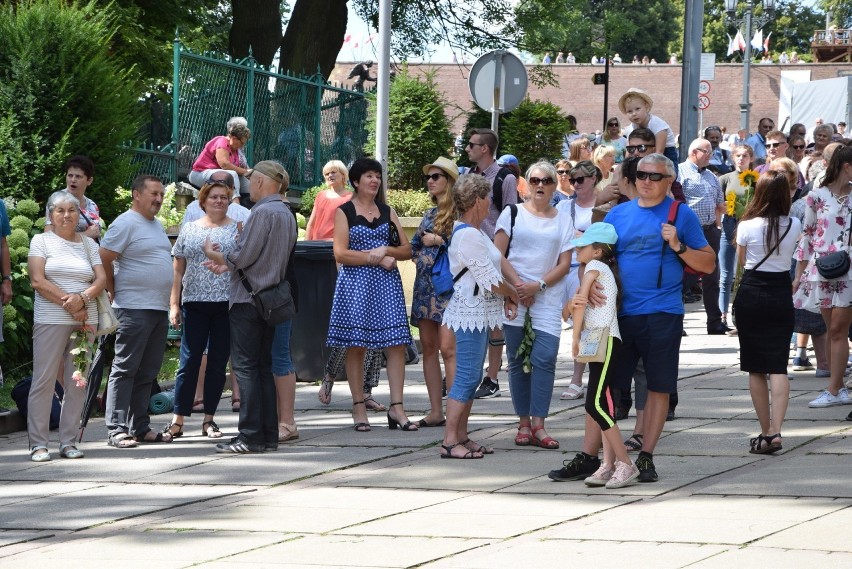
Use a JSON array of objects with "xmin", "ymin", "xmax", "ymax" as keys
[
  {"xmin": 82, "ymin": 237, "xmax": 119, "ymax": 336},
  {"xmin": 575, "ymin": 327, "xmax": 609, "ymax": 363},
  {"xmin": 815, "ymin": 198, "xmax": 852, "ymax": 279},
  {"xmin": 238, "ymin": 269, "xmax": 295, "ymax": 325}
]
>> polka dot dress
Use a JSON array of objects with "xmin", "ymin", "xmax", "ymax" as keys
[{"xmin": 327, "ymin": 201, "xmax": 412, "ymax": 349}]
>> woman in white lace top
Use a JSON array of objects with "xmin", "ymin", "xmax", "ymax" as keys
[{"xmin": 441, "ymin": 175, "xmax": 520, "ymax": 459}]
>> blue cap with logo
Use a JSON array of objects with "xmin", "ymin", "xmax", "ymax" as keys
[
  {"xmin": 570, "ymin": 222, "xmax": 618, "ymax": 247},
  {"xmin": 496, "ymin": 154, "xmax": 519, "ymax": 166}
]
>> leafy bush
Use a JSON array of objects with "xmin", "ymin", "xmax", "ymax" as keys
[
  {"xmin": 367, "ymin": 66, "xmax": 454, "ymax": 190},
  {"xmin": 387, "ymin": 190, "xmax": 434, "ymax": 218},
  {"xmin": 0, "ymin": 0, "xmax": 143, "ymax": 221},
  {"xmin": 299, "ymin": 185, "xmax": 324, "ymax": 215}
]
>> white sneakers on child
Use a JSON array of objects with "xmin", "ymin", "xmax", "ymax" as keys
[{"xmin": 584, "ymin": 460, "xmax": 639, "ymax": 489}]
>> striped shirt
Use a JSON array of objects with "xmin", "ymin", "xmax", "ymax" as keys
[
  {"xmin": 226, "ymin": 194, "xmax": 297, "ymax": 306},
  {"xmin": 29, "ymin": 233, "xmax": 101, "ymax": 325}
]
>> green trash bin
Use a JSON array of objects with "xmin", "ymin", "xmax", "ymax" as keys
[{"xmin": 291, "ymin": 240, "xmax": 338, "ymax": 381}]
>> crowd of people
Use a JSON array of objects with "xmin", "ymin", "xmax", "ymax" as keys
[{"xmin": 11, "ymin": 101, "xmax": 852, "ymax": 489}]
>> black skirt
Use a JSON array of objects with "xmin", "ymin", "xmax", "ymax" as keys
[{"xmin": 733, "ymin": 270, "xmax": 794, "ymax": 374}]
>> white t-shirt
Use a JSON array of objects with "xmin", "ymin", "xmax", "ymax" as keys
[
  {"xmin": 582, "ymin": 259, "xmax": 621, "ymax": 340},
  {"xmin": 29, "ymin": 233, "xmax": 101, "ymax": 325},
  {"xmin": 624, "ymin": 114, "xmax": 676, "ymax": 148},
  {"xmin": 496, "ymin": 205, "xmax": 573, "ymax": 336},
  {"xmin": 736, "ymin": 217, "xmax": 801, "ymax": 272},
  {"xmin": 556, "ymin": 199, "xmax": 595, "ymax": 301}
]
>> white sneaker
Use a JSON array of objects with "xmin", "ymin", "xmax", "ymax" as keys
[
  {"xmin": 808, "ymin": 389, "xmax": 845, "ymax": 408},
  {"xmin": 584, "ymin": 463, "xmax": 614, "ymax": 487},
  {"xmin": 606, "ymin": 459, "xmax": 640, "ymax": 489},
  {"xmin": 841, "ymin": 388, "xmax": 852, "ymax": 405}
]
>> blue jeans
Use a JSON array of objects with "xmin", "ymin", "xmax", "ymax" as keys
[
  {"xmin": 718, "ymin": 215, "xmax": 737, "ymax": 315},
  {"xmin": 173, "ymin": 301, "xmax": 231, "ymax": 416},
  {"xmin": 447, "ymin": 327, "xmax": 489, "ymax": 403},
  {"xmin": 504, "ymin": 325, "xmax": 559, "ymax": 418},
  {"xmin": 229, "ymin": 302, "xmax": 277, "ymax": 446},
  {"xmin": 271, "ymin": 319, "xmax": 294, "ymax": 376}
]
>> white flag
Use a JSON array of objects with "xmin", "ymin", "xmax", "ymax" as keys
[
  {"xmin": 734, "ymin": 30, "xmax": 746, "ymax": 52},
  {"xmin": 727, "ymin": 33, "xmax": 736, "ymax": 57},
  {"xmin": 751, "ymin": 29, "xmax": 763, "ymax": 53}
]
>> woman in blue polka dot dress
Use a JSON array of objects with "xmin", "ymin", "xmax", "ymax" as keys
[{"xmin": 327, "ymin": 158, "xmax": 419, "ymax": 433}]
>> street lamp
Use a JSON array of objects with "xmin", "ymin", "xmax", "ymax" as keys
[{"xmin": 725, "ymin": 0, "xmax": 776, "ymax": 132}]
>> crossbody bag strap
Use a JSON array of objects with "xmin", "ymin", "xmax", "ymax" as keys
[
  {"xmin": 237, "ymin": 268, "xmax": 255, "ymax": 296},
  {"xmin": 741, "ymin": 220, "xmax": 793, "ymax": 282}
]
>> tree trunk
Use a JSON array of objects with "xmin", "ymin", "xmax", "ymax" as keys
[
  {"xmin": 278, "ymin": 0, "xmax": 348, "ymax": 80},
  {"xmin": 230, "ymin": 0, "xmax": 282, "ymax": 66}
]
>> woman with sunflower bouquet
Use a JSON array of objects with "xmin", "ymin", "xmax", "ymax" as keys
[{"xmin": 718, "ymin": 144, "xmax": 757, "ymax": 330}]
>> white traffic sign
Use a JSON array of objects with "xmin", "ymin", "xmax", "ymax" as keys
[
  {"xmin": 698, "ymin": 95, "xmax": 710, "ymax": 110},
  {"xmin": 468, "ymin": 50, "xmax": 528, "ymax": 115},
  {"xmin": 699, "ymin": 80, "xmax": 711, "ymax": 95}
]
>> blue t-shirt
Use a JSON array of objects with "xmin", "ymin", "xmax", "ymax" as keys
[
  {"xmin": 0, "ymin": 201, "xmax": 10, "ymax": 238},
  {"xmin": 605, "ymin": 197, "xmax": 707, "ymax": 317}
]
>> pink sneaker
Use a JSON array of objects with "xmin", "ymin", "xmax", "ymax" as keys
[
  {"xmin": 605, "ymin": 460, "xmax": 640, "ymax": 489},
  {"xmin": 584, "ymin": 463, "xmax": 614, "ymax": 487}
]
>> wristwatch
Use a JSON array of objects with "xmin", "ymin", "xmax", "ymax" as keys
[
  {"xmin": 675, "ymin": 243, "xmax": 687, "ymax": 255},
  {"xmin": 538, "ymin": 279, "xmax": 547, "ymax": 291},
  {"xmin": 2, "ymin": 275, "xmax": 12, "ymax": 282}
]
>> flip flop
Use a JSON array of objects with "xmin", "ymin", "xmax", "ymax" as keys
[
  {"xmin": 317, "ymin": 375, "xmax": 334, "ymax": 405},
  {"xmin": 440, "ymin": 442, "xmax": 482, "ymax": 459}
]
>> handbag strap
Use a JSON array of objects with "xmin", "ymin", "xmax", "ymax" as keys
[
  {"xmin": 741, "ymin": 220, "xmax": 793, "ymax": 282},
  {"xmin": 237, "ymin": 268, "xmax": 256, "ymax": 297}
]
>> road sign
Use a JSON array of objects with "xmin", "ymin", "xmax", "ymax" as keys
[
  {"xmin": 592, "ymin": 72, "xmax": 607, "ymax": 85},
  {"xmin": 468, "ymin": 50, "xmax": 528, "ymax": 116},
  {"xmin": 699, "ymin": 80, "xmax": 711, "ymax": 95},
  {"xmin": 698, "ymin": 95, "xmax": 710, "ymax": 110},
  {"xmin": 700, "ymin": 53, "xmax": 716, "ymax": 81}
]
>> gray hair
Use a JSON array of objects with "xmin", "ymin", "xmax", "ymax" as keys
[
  {"xmin": 814, "ymin": 124, "xmax": 834, "ymax": 138},
  {"xmin": 453, "ymin": 174, "xmax": 490, "ymax": 215},
  {"xmin": 227, "ymin": 117, "xmax": 251, "ymax": 141},
  {"xmin": 525, "ymin": 160, "xmax": 557, "ymax": 182},
  {"xmin": 46, "ymin": 190, "xmax": 80, "ymax": 216},
  {"xmin": 226, "ymin": 116, "xmax": 248, "ymax": 131},
  {"xmin": 638, "ymin": 153, "xmax": 675, "ymax": 178}
]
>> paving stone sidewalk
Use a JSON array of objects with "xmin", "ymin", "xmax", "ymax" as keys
[{"xmin": 1, "ymin": 305, "xmax": 850, "ymax": 568}]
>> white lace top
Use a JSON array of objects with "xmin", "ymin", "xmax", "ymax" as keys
[
  {"xmin": 442, "ymin": 222, "xmax": 505, "ymax": 332},
  {"xmin": 582, "ymin": 260, "xmax": 621, "ymax": 340}
]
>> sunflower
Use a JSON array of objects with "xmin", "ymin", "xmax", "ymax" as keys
[{"xmin": 739, "ymin": 169, "xmax": 759, "ymax": 189}]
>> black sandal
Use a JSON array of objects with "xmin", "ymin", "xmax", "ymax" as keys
[
  {"xmin": 461, "ymin": 438, "xmax": 493, "ymax": 455},
  {"xmin": 387, "ymin": 402, "xmax": 418, "ymax": 431},
  {"xmin": 137, "ymin": 429, "xmax": 173, "ymax": 444},
  {"xmin": 749, "ymin": 433, "xmax": 782, "ymax": 454},
  {"xmin": 624, "ymin": 434, "xmax": 643, "ymax": 452},
  {"xmin": 163, "ymin": 422, "xmax": 184, "ymax": 439},
  {"xmin": 352, "ymin": 400, "xmax": 371, "ymax": 432},
  {"xmin": 440, "ymin": 442, "xmax": 482, "ymax": 459},
  {"xmin": 202, "ymin": 420, "xmax": 223, "ymax": 438}
]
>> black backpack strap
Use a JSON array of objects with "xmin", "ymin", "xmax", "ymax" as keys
[
  {"xmin": 492, "ymin": 167, "xmax": 511, "ymax": 212},
  {"xmin": 505, "ymin": 204, "xmax": 518, "ymax": 258}
]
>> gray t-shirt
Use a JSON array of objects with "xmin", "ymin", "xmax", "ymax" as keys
[{"xmin": 101, "ymin": 210, "xmax": 173, "ymax": 311}]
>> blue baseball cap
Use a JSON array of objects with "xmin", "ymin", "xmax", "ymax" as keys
[
  {"xmin": 570, "ymin": 222, "xmax": 618, "ymax": 247},
  {"xmin": 497, "ymin": 154, "xmax": 519, "ymax": 166}
]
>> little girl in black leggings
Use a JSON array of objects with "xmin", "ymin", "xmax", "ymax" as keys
[{"xmin": 566, "ymin": 222, "xmax": 639, "ymax": 489}]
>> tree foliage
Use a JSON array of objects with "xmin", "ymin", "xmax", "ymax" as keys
[
  {"xmin": 821, "ymin": 0, "xmax": 851, "ymax": 28},
  {"xmin": 0, "ymin": 0, "xmax": 143, "ymax": 218},
  {"xmin": 367, "ymin": 67, "xmax": 453, "ymax": 189}
]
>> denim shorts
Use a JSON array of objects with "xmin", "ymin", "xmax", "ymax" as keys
[
  {"xmin": 612, "ymin": 312, "xmax": 683, "ymax": 394},
  {"xmin": 271, "ymin": 319, "xmax": 294, "ymax": 376}
]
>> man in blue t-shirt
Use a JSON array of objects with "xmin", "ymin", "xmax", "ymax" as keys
[
  {"xmin": 0, "ymin": 201, "xmax": 12, "ymax": 416},
  {"xmin": 603, "ymin": 154, "xmax": 715, "ymax": 483}
]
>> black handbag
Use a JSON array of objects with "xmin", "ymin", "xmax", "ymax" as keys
[
  {"xmin": 238, "ymin": 269, "xmax": 295, "ymax": 325},
  {"xmin": 388, "ymin": 220, "xmax": 401, "ymax": 246},
  {"xmin": 815, "ymin": 202, "xmax": 852, "ymax": 280}
]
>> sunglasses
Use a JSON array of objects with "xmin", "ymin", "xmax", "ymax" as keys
[
  {"xmin": 422, "ymin": 173, "xmax": 447, "ymax": 182},
  {"xmin": 607, "ymin": 122, "xmax": 619, "ymax": 127},
  {"xmin": 625, "ymin": 144, "xmax": 649, "ymax": 154},
  {"xmin": 556, "ymin": 169, "xmax": 571, "ymax": 175},
  {"xmin": 528, "ymin": 176, "xmax": 555, "ymax": 186},
  {"xmin": 792, "ymin": 144, "xmax": 806, "ymax": 150},
  {"xmin": 766, "ymin": 142, "xmax": 786, "ymax": 149},
  {"xmin": 635, "ymin": 170, "xmax": 671, "ymax": 181},
  {"xmin": 568, "ymin": 176, "xmax": 587, "ymax": 185},
  {"xmin": 466, "ymin": 141, "xmax": 486, "ymax": 148}
]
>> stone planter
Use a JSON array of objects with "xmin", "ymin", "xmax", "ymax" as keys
[{"xmin": 398, "ymin": 216, "xmax": 424, "ymax": 311}]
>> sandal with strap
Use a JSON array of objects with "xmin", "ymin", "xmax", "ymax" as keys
[
  {"xmin": 163, "ymin": 422, "xmax": 184, "ymax": 439},
  {"xmin": 137, "ymin": 429, "xmax": 173, "ymax": 444},
  {"xmin": 30, "ymin": 446, "xmax": 51, "ymax": 462},
  {"xmin": 515, "ymin": 421, "xmax": 533, "ymax": 446},
  {"xmin": 530, "ymin": 425, "xmax": 560, "ymax": 449},
  {"xmin": 387, "ymin": 402, "xmax": 418, "ymax": 431},
  {"xmin": 462, "ymin": 438, "xmax": 494, "ymax": 455},
  {"xmin": 440, "ymin": 442, "xmax": 483, "ymax": 459},
  {"xmin": 624, "ymin": 434, "xmax": 643, "ymax": 452},
  {"xmin": 59, "ymin": 445, "xmax": 84, "ymax": 459},
  {"xmin": 364, "ymin": 395, "xmax": 387, "ymax": 412},
  {"xmin": 278, "ymin": 422, "xmax": 299, "ymax": 442},
  {"xmin": 749, "ymin": 433, "xmax": 782, "ymax": 454},
  {"xmin": 202, "ymin": 420, "xmax": 223, "ymax": 439},
  {"xmin": 352, "ymin": 400, "xmax": 371, "ymax": 432},
  {"xmin": 108, "ymin": 432, "xmax": 138, "ymax": 449},
  {"xmin": 317, "ymin": 375, "xmax": 334, "ymax": 405}
]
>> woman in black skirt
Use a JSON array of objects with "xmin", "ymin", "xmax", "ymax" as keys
[{"xmin": 733, "ymin": 172, "xmax": 801, "ymax": 454}]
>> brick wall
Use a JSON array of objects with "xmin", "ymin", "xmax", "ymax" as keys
[{"xmin": 331, "ymin": 62, "xmax": 851, "ymax": 139}]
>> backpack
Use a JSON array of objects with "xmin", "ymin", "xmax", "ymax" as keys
[
  {"xmin": 491, "ymin": 167, "xmax": 518, "ymax": 212},
  {"xmin": 11, "ymin": 377, "xmax": 63, "ymax": 430},
  {"xmin": 656, "ymin": 201, "xmax": 706, "ymax": 288},
  {"xmin": 431, "ymin": 223, "xmax": 473, "ymax": 296}
]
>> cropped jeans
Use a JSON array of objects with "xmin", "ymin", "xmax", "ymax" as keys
[
  {"xmin": 718, "ymin": 215, "xmax": 737, "ymax": 316},
  {"xmin": 504, "ymin": 325, "xmax": 560, "ymax": 418}
]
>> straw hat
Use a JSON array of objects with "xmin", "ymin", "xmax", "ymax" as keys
[
  {"xmin": 618, "ymin": 88, "xmax": 654, "ymax": 114},
  {"xmin": 422, "ymin": 156, "xmax": 460, "ymax": 181}
]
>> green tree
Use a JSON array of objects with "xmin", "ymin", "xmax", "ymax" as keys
[
  {"xmin": 0, "ymin": 0, "xmax": 143, "ymax": 219},
  {"xmin": 821, "ymin": 0, "xmax": 851, "ymax": 28},
  {"xmin": 501, "ymin": 99, "xmax": 570, "ymax": 170},
  {"xmin": 366, "ymin": 67, "xmax": 453, "ymax": 189}
]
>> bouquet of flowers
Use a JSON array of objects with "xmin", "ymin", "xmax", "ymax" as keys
[
  {"xmin": 69, "ymin": 325, "xmax": 96, "ymax": 389},
  {"xmin": 725, "ymin": 169, "xmax": 759, "ymax": 218}
]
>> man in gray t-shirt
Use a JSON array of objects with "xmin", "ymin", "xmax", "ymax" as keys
[{"xmin": 100, "ymin": 175, "xmax": 174, "ymax": 447}]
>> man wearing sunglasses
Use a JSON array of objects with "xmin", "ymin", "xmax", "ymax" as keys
[
  {"xmin": 602, "ymin": 154, "xmax": 715, "ymax": 482},
  {"xmin": 679, "ymin": 139, "xmax": 726, "ymax": 335},
  {"xmin": 755, "ymin": 131, "xmax": 805, "ymax": 192}
]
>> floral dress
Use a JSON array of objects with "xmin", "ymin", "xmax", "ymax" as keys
[
  {"xmin": 409, "ymin": 207, "xmax": 451, "ymax": 325},
  {"xmin": 793, "ymin": 186, "xmax": 852, "ymax": 311}
]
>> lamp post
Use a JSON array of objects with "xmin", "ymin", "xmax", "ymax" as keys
[{"xmin": 725, "ymin": 0, "xmax": 776, "ymax": 132}]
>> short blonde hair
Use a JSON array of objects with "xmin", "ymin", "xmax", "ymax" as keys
[
  {"xmin": 593, "ymin": 144, "xmax": 616, "ymax": 166},
  {"xmin": 322, "ymin": 159, "xmax": 348, "ymax": 179}
]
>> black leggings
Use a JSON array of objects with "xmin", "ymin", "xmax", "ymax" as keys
[{"xmin": 585, "ymin": 337, "xmax": 622, "ymax": 431}]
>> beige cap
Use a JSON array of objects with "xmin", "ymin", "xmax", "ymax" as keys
[
  {"xmin": 618, "ymin": 87, "xmax": 654, "ymax": 114},
  {"xmin": 250, "ymin": 161, "xmax": 288, "ymax": 186},
  {"xmin": 422, "ymin": 156, "xmax": 460, "ymax": 182}
]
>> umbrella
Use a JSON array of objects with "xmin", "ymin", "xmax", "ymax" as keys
[{"xmin": 77, "ymin": 333, "xmax": 115, "ymax": 443}]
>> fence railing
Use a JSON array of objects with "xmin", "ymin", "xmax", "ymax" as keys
[{"xmin": 125, "ymin": 38, "xmax": 371, "ymax": 192}]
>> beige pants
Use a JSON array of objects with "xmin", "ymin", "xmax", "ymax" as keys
[{"xmin": 28, "ymin": 323, "xmax": 89, "ymax": 450}]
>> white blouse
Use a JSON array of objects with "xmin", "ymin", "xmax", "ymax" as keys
[
  {"xmin": 582, "ymin": 259, "xmax": 621, "ymax": 340},
  {"xmin": 442, "ymin": 222, "xmax": 505, "ymax": 332}
]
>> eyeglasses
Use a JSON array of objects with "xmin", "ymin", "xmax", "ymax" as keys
[
  {"xmin": 625, "ymin": 144, "xmax": 649, "ymax": 154},
  {"xmin": 766, "ymin": 142, "xmax": 786, "ymax": 149},
  {"xmin": 568, "ymin": 176, "xmax": 587, "ymax": 185},
  {"xmin": 635, "ymin": 170, "xmax": 672, "ymax": 181},
  {"xmin": 556, "ymin": 169, "xmax": 571, "ymax": 175},
  {"xmin": 422, "ymin": 173, "xmax": 447, "ymax": 182},
  {"xmin": 607, "ymin": 122, "xmax": 619, "ymax": 127},
  {"xmin": 792, "ymin": 144, "xmax": 806, "ymax": 150},
  {"xmin": 528, "ymin": 176, "xmax": 555, "ymax": 186},
  {"xmin": 695, "ymin": 148, "xmax": 710, "ymax": 154},
  {"xmin": 466, "ymin": 141, "xmax": 486, "ymax": 148}
]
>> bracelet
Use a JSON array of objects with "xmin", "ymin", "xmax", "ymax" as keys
[{"xmin": 79, "ymin": 291, "xmax": 91, "ymax": 304}]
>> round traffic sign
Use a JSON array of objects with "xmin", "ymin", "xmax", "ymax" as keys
[
  {"xmin": 698, "ymin": 95, "xmax": 710, "ymax": 110},
  {"xmin": 468, "ymin": 50, "xmax": 529, "ymax": 114},
  {"xmin": 699, "ymin": 80, "xmax": 711, "ymax": 95}
]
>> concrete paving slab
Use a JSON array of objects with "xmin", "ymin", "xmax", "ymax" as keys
[
  {"xmin": 0, "ymin": 530, "xmax": 55, "ymax": 550},
  {"xmin": 0, "ymin": 481, "xmax": 103, "ymax": 508},
  {"xmin": 808, "ymin": 434, "xmax": 852, "ymax": 454},
  {"xmin": 754, "ymin": 504, "xmax": 852, "ymax": 552},
  {"xmin": 686, "ymin": 546, "xmax": 852, "ymax": 568},
  {"xmin": 535, "ymin": 495, "xmax": 845, "ymax": 545}
]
